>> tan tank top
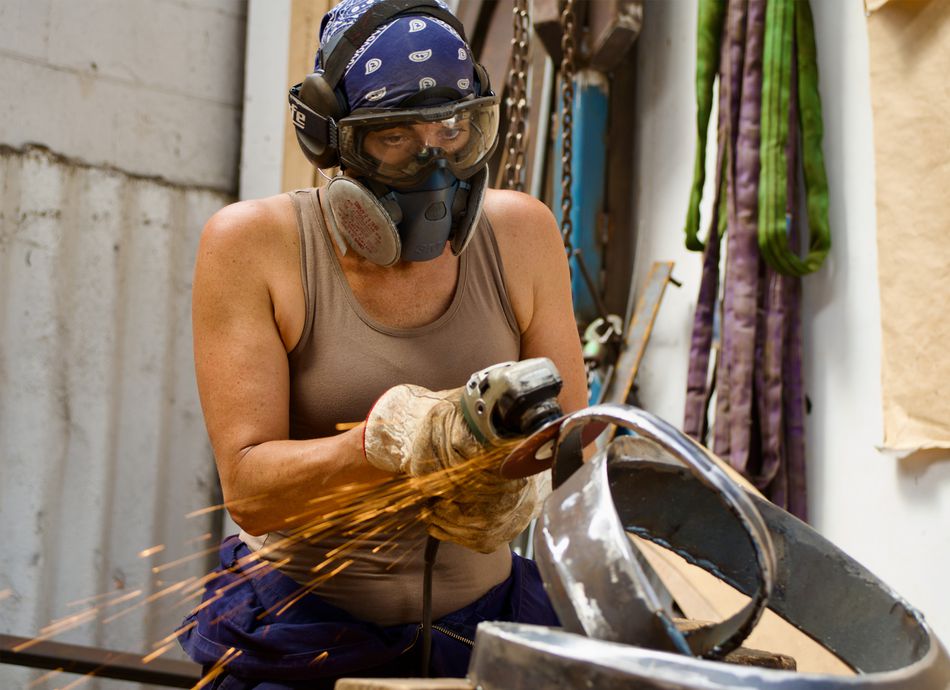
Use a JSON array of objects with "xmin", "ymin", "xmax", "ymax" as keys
[{"xmin": 240, "ymin": 187, "xmax": 521, "ymax": 626}]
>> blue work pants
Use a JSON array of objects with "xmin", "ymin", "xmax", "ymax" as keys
[{"xmin": 178, "ymin": 535, "xmax": 558, "ymax": 688}]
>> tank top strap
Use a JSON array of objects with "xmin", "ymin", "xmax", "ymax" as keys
[
  {"xmin": 468, "ymin": 212, "xmax": 520, "ymax": 337},
  {"xmin": 287, "ymin": 187, "xmax": 338, "ymax": 359}
]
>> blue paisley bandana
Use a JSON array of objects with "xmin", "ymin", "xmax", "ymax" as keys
[{"xmin": 317, "ymin": 0, "xmax": 477, "ymax": 111}]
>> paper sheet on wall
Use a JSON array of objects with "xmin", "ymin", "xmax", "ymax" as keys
[{"xmin": 867, "ymin": 0, "xmax": 950, "ymax": 451}]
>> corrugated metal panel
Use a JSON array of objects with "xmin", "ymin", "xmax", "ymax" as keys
[{"xmin": 0, "ymin": 145, "xmax": 229, "ymax": 686}]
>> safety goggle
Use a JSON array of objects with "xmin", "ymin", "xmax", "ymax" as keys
[{"xmin": 337, "ymin": 95, "xmax": 500, "ymax": 187}]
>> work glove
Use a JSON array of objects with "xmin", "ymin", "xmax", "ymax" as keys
[
  {"xmin": 425, "ymin": 472, "xmax": 548, "ymax": 553},
  {"xmin": 363, "ymin": 384, "xmax": 481, "ymax": 476},
  {"xmin": 363, "ymin": 383, "xmax": 546, "ymax": 552}
]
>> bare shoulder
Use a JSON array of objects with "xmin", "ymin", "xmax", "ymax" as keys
[
  {"xmin": 481, "ymin": 192, "xmax": 586, "ymax": 412},
  {"xmin": 196, "ymin": 194, "xmax": 302, "ymax": 305},
  {"xmin": 195, "ymin": 192, "xmax": 306, "ymax": 350},
  {"xmin": 483, "ymin": 189, "xmax": 562, "ymax": 249},
  {"xmin": 200, "ymin": 193, "xmax": 298, "ymax": 264},
  {"xmin": 481, "ymin": 189, "xmax": 572, "ymax": 338},
  {"xmin": 482, "ymin": 189, "xmax": 565, "ymax": 275}
]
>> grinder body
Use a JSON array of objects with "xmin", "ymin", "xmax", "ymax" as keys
[{"xmin": 460, "ymin": 358, "xmax": 564, "ymax": 445}]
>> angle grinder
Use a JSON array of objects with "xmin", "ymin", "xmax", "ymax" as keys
[{"xmin": 460, "ymin": 357, "xmax": 564, "ymax": 445}]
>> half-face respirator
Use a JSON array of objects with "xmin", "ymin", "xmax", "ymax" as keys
[{"xmin": 317, "ymin": 96, "xmax": 497, "ymax": 264}]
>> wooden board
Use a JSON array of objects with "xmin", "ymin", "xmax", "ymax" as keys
[{"xmin": 282, "ymin": 0, "xmax": 333, "ymax": 192}]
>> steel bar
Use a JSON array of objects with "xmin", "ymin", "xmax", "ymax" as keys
[
  {"xmin": 599, "ymin": 260, "xmax": 675, "ymax": 409},
  {"xmin": 471, "ymin": 621, "xmax": 950, "ymax": 690},
  {"xmin": 0, "ymin": 634, "xmax": 199, "ymax": 688}
]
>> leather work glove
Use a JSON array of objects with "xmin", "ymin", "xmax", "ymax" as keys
[
  {"xmin": 425, "ymin": 472, "xmax": 548, "ymax": 553},
  {"xmin": 363, "ymin": 383, "xmax": 547, "ymax": 552},
  {"xmin": 363, "ymin": 384, "xmax": 481, "ymax": 476}
]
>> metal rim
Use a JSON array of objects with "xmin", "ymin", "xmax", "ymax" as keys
[{"xmin": 550, "ymin": 403, "xmax": 776, "ymax": 658}]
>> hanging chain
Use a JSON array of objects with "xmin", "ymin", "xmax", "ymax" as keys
[
  {"xmin": 502, "ymin": 0, "xmax": 531, "ymax": 192},
  {"xmin": 559, "ymin": 0, "xmax": 577, "ymax": 256}
]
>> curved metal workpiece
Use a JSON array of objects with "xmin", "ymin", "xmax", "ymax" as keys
[
  {"xmin": 470, "ymin": 403, "xmax": 950, "ymax": 688},
  {"xmin": 608, "ymin": 457, "xmax": 948, "ymax": 677},
  {"xmin": 500, "ymin": 412, "xmax": 599, "ymax": 481},
  {"xmin": 534, "ymin": 451, "xmax": 691, "ymax": 654},
  {"xmin": 469, "ymin": 622, "xmax": 950, "ymax": 690},
  {"xmin": 536, "ymin": 403, "xmax": 776, "ymax": 659}
]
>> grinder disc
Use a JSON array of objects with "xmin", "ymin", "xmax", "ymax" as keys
[{"xmin": 499, "ymin": 416, "xmax": 567, "ymax": 479}]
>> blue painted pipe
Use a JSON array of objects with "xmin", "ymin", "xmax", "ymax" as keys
[{"xmin": 553, "ymin": 69, "xmax": 611, "ymax": 327}]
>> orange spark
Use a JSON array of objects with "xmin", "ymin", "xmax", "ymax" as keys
[
  {"xmin": 154, "ymin": 620, "xmax": 196, "ymax": 647},
  {"xmin": 186, "ymin": 504, "xmax": 226, "ymax": 518},
  {"xmin": 65, "ymin": 589, "xmax": 125, "ymax": 609},
  {"xmin": 58, "ymin": 674, "xmax": 96, "ymax": 690},
  {"xmin": 152, "ymin": 545, "xmax": 219, "ymax": 573},
  {"xmin": 267, "ymin": 560, "xmax": 355, "ymax": 618},
  {"xmin": 142, "ymin": 642, "xmax": 176, "ymax": 664},
  {"xmin": 16, "ymin": 610, "xmax": 98, "ymax": 651},
  {"xmin": 194, "ymin": 647, "xmax": 242, "ymax": 690},
  {"xmin": 309, "ymin": 651, "xmax": 330, "ymax": 665},
  {"xmin": 145, "ymin": 575, "xmax": 198, "ymax": 604},
  {"xmin": 138, "ymin": 544, "xmax": 166, "ymax": 558},
  {"xmin": 27, "ymin": 668, "xmax": 63, "ymax": 687}
]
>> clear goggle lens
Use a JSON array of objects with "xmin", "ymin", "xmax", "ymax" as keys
[{"xmin": 338, "ymin": 96, "xmax": 499, "ymax": 187}]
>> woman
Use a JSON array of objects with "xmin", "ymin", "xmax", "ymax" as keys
[{"xmin": 180, "ymin": 0, "xmax": 586, "ymax": 686}]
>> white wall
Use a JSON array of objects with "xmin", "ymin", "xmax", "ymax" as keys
[
  {"xmin": 631, "ymin": 0, "xmax": 950, "ymax": 644},
  {"xmin": 240, "ymin": 0, "xmax": 291, "ymax": 200}
]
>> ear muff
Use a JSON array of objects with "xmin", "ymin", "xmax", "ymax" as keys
[
  {"xmin": 300, "ymin": 73, "xmax": 345, "ymax": 127},
  {"xmin": 473, "ymin": 61, "xmax": 492, "ymax": 98},
  {"xmin": 291, "ymin": 73, "xmax": 346, "ymax": 169}
]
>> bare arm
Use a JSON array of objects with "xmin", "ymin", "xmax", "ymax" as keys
[
  {"xmin": 192, "ymin": 198, "xmax": 391, "ymax": 536},
  {"xmin": 486, "ymin": 191, "xmax": 589, "ymax": 416}
]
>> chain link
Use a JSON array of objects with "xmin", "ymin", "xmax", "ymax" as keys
[
  {"xmin": 502, "ymin": 0, "xmax": 531, "ymax": 192},
  {"xmin": 559, "ymin": 0, "xmax": 577, "ymax": 256}
]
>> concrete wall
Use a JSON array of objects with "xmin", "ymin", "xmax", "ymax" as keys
[
  {"xmin": 0, "ymin": 0, "xmax": 246, "ymax": 192},
  {"xmin": 631, "ymin": 0, "xmax": 950, "ymax": 644},
  {"xmin": 0, "ymin": 1, "xmax": 247, "ymax": 686}
]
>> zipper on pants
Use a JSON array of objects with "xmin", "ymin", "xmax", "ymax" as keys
[{"xmin": 431, "ymin": 624, "xmax": 474, "ymax": 647}]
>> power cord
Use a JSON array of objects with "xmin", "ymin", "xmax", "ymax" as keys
[{"xmin": 420, "ymin": 535, "xmax": 441, "ymax": 677}]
